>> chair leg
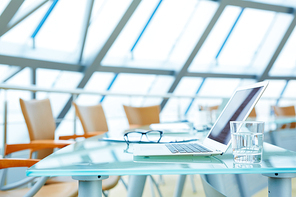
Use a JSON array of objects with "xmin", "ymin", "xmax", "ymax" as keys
[
  {"xmin": 174, "ymin": 175, "xmax": 186, "ymax": 197},
  {"xmin": 25, "ymin": 176, "xmax": 50, "ymax": 197},
  {"xmin": 102, "ymin": 190, "xmax": 108, "ymax": 197},
  {"xmin": 158, "ymin": 175, "xmax": 165, "ymax": 185},
  {"xmin": 149, "ymin": 177, "xmax": 155, "ymax": 197},
  {"xmin": 149, "ymin": 175, "xmax": 163, "ymax": 197},
  {"xmin": 190, "ymin": 175, "xmax": 197, "ymax": 193},
  {"xmin": 120, "ymin": 177, "xmax": 128, "ymax": 190}
]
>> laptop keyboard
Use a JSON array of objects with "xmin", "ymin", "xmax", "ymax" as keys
[{"xmin": 165, "ymin": 143, "xmax": 213, "ymax": 154}]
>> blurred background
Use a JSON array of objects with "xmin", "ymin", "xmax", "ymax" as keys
[{"xmin": 1, "ymin": 0, "xmax": 296, "ymax": 156}]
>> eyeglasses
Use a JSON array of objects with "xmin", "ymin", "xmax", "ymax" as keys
[{"xmin": 123, "ymin": 130, "xmax": 163, "ymax": 145}]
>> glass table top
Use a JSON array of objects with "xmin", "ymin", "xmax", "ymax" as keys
[
  {"xmin": 269, "ymin": 116, "xmax": 296, "ymax": 124},
  {"xmin": 27, "ymin": 134, "xmax": 296, "ymax": 177}
]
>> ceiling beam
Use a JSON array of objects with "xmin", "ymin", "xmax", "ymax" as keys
[
  {"xmin": 0, "ymin": 0, "xmax": 24, "ymax": 35},
  {"xmin": 78, "ymin": 0, "xmax": 94, "ymax": 63},
  {"xmin": 98, "ymin": 66, "xmax": 174, "ymax": 75},
  {"xmin": 0, "ymin": 0, "xmax": 48, "ymax": 37},
  {"xmin": 0, "ymin": 54, "xmax": 176, "ymax": 75},
  {"xmin": 0, "ymin": 55, "xmax": 83, "ymax": 72},
  {"xmin": 0, "ymin": 67, "xmax": 24, "ymax": 83},
  {"xmin": 263, "ymin": 76, "xmax": 296, "ymax": 80},
  {"xmin": 226, "ymin": 0, "xmax": 294, "ymax": 13},
  {"xmin": 77, "ymin": 0, "xmax": 142, "ymax": 89},
  {"xmin": 186, "ymin": 72, "xmax": 257, "ymax": 79},
  {"xmin": 160, "ymin": 0, "xmax": 228, "ymax": 109},
  {"xmin": 56, "ymin": 0, "xmax": 142, "ymax": 123},
  {"xmin": 258, "ymin": 13, "xmax": 296, "ymax": 81}
]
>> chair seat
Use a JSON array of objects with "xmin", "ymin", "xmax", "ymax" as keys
[
  {"xmin": 59, "ymin": 131, "xmax": 106, "ymax": 140},
  {"xmin": 102, "ymin": 176, "xmax": 121, "ymax": 190},
  {"xmin": 45, "ymin": 176, "xmax": 76, "ymax": 184},
  {"xmin": 0, "ymin": 182, "xmax": 78, "ymax": 197}
]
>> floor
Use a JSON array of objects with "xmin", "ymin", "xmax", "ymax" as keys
[
  {"xmin": 108, "ymin": 175, "xmax": 206, "ymax": 197},
  {"xmin": 108, "ymin": 175, "xmax": 296, "ymax": 197}
]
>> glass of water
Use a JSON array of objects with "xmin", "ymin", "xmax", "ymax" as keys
[{"xmin": 230, "ymin": 121, "xmax": 264, "ymax": 163}]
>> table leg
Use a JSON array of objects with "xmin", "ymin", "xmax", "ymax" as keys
[
  {"xmin": 174, "ymin": 175, "xmax": 186, "ymax": 197},
  {"xmin": 127, "ymin": 175, "xmax": 147, "ymax": 197},
  {"xmin": 263, "ymin": 173, "xmax": 296, "ymax": 197},
  {"xmin": 72, "ymin": 175, "xmax": 108, "ymax": 197}
]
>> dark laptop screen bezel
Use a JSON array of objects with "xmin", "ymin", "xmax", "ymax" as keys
[{"xmin": 203, "ymin": 81, "xmax": 268, "ymax": 152}]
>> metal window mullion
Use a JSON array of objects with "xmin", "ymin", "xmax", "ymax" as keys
[
  {"xmin": 99, "ymin": 73, "xmax": 119, "ymax": 103},
  {"xmin": 276, "ymin": 80, "xmax": 289, "ymax": 105},
  {"xmin": 1, "ymin": 67, "xmax": 24, "ymax": 83},
  {"xmin": 2, "ymin": 91, "xmax": 7, "ymax": 158},
  {"xmin": 79, "ymin": 0, "xmax": 143, "ymax": 88},
  {"xmin": 0, "ymin": 0, "xmax": 48, "ymax": 37},
  {"xmin": 186, "ymin": 72, "xmax": 257, "ymax": 79},
  {"xmin": 215, "ymin": 8, "xmax": 244, "ymax": 61},
  {"xmin": 31, "ymin": 68, "xmax": 36, "ymax": 99},
  {"xmin": 160, "ymin": 0, "xmax": 227, "ymax": 110},
  {"xmin": 0, "ymin": 0, "xmax": 24, "ymax": 35},
  {"xmin": 248, "ymin": 14, "xmax": 279, "ymax": 69},
  {"xmin": 258, "ymin": 13, "xmax": 296, "ymax": 81},
  {"xmin": 130, "ymin": 0, "xmax": 163, "ymax": 53},
  {"xmin": 184, "ymin": 78, "xmax": 206, "ymax": 116},
  {"xmin": 164, "ymin": 0, "xmax": 201, "ymax": 64},
  {"xmin": 227, "ymin": 0, "xmax": 294, "ymax": 13},
  {"xmin": 140, "ymin": 75, "xmax": 159, "ymax": 106},
  {"xmin": 31, "ymin": 0, "xmax": 59, "ymax": 39},
  {"xmin": 78, "ymin": 0, "xmax": 95, "ymax": 63},
  {"xmin": 56, "ymin": 0, "xmax": 142, "ymax": 126},
  {"xmin": 0, "ymin": 54, "xmax": 177, "ymax": 75}
]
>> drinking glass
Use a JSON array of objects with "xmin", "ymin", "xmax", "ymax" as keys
[{"xmin": 230, "ymin": 121, "xmax": 264, "ymax": 163}]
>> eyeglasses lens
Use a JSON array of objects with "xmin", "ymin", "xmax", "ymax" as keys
[
  {"xmin": 126, "ymin": 132, "xmax": 143, "ymax": 142},
  {"xmin": 146, "ymin": 131, "xmax": 161, "ymax": 142}
]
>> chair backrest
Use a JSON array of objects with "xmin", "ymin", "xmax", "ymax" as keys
[
  {"xmin": 19, "ymin": 98, "xmax": 56, "ymax": 141},
  {"xmin": 199, "ymin": 105, "xmax": 219, "ymax": 111},
  {"xmin": 73, "ymin": 102, "xmax": 109, "ymax": 134},
  {"xmin": 208, "ymin": 105, "xmax": 219, "ymax": 111},
  {"xmin": 123, "ymin": 105, "xmax": 160, "ymax": 128},
  {"xmin": 272, "ymin": 105, "xmax": 296, "ymax": 117},
  {"xmin": 19, "ymin": 98, "xmax": 56, "ymax": 159},
  {"xmin": 272, "ymin": 105, "xmax": 296, "ymax": 129},
  {"xmin": 248, "ymin": 108, "xmax": 257, "ymax": 119}
]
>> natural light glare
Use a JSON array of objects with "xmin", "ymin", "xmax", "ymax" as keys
[
  {"xmin": 218, "ymin": 9, "xmax": 275, "ymax": 68},
  {"xmin": 1, "ymin": 0, "xmax": 296, "ymax": 152}
]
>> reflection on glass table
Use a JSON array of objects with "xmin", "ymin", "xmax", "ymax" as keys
[
  {"xmin": 264, "ymin": 117, "xmax": 296, "ymax": 153},
  {"xmin": 26, "ymin": 134, "xmax": 296, "ymax": 197},
  {"xmin": 266, "ymin": 116, "xmax": 296, "ymax": 131}
]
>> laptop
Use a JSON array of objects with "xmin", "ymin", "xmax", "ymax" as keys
[{"xmin": 133, "ymin": 81, "xmax": 269, "ymax": 156}]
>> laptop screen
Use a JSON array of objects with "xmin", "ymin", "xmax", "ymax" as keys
[{"xmin": 208, "ymin": 86, "xmax": 263, "ymax": 145}]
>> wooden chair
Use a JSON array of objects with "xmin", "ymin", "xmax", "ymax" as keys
[
  {"xmin": 123, "ymin": 104, "xmax": 165, "ymax": 195},
  {"xmin": 19, "ymin": 98, "xmax": 120, "ymax": 195},
  {"xmin": 1, "ymin": 143, "xmax": 78, "ymax": 197},
  {"xmin": 123, "ymin": 105, "xmax": 160, "ymax": 129},
  {"xmin": 247, "ymin": 108, "xmax": 257, "ymax": 120},
  {"xmin": 199, "ymin": 105, "xmax": 219, "ymax": 111},
  {"xmin": 62, "ymin": 102, "xmax": 122, "ymax": 194},
  {"xmin": 271, "ymin": 105, "xmax": 296, "ymax": 129},
  {"xmin": 123, "ymin": 104, "xmax": 198, "ymax": 196},
  {"xmin": 19, "ymin": 98, "xmax": 74, "ymax": 159},
  {"xmin": 208, "ymin": 105, "xmax": 219, "ymax": 111},
  {"xmin": 59, "ymin": 102, "xmax": 108, "ymax": 140}
]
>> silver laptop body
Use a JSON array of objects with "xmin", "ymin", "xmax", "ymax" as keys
[{"xmin": 133, "ymin": 81, "xmax": 269, "ymax": 156}]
